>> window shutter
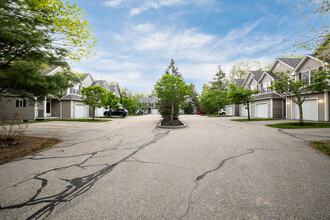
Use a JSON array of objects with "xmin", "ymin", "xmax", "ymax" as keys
[
  {"xmin": 299, "ymin": 73, "xmax": 301, "ymax": 80},
  {"xmin": 23, "ymin": 100, "xmax": 26, "ymax": 107},
  {"xmin": 271, "ymin": 81, "xmax": 273, "ymax": 85},
  {"xmin": 16, "ymin": 100, "xmax": 19, "ymax": 107}
]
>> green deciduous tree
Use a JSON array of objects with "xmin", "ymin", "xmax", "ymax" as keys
[
  {"xmin": 0, "ymin": 63, "xmax": 81, "ymax": 102},
  {"xmin": 122, "ymin": 97, "xmax": 137, "ymax": 114},
  {"xmin": 228, "ymin": 84, "xmax": 259, "ymax": 120},
  {"xmin": 81, "ymin": 86, "xmax": 107, "ymax": 120},
  {"xmin": 200, "ymin": 86, "xmax": 229, "ymax": 114},
  {"xmin": 271, "ymin": 70, "xmax": 330, "ymax": 124},
  {"xmin": 104, "ymin": 91, "xmax": 120, "ymax": 117},
  {"xmin": 155, "ymin": 72, "xmax": 191, "ymax": 123},
  {"xmin": 0, "ymin": 0, "xmax": 96, "ymax": 102},
  {"xmin": 182, "ymin": 101, "xmax": 194, "ymax": 114}
]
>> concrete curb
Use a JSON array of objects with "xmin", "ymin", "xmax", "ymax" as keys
[{"xmin": 158, "ymin": 119, "xmax": 187, "ymax": 129}]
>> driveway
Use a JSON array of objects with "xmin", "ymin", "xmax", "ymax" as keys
[{"xmin": 0, "ymin": 115, "xmax": 329, "ymax": 219}]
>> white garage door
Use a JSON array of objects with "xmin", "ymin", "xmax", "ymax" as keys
[
  {"xmin": 241, "ymin": 105, "xmax": 248, "ymax": 117},
  {"xmin": 150, "ymin": 109, "xmax": 159, "ymax": 114},
  {"xmin": 226, "ymin": 105, "xmax": 233, "ymax": 116},
  {"xmin": 292, "ymin": 99, "xmax": 318, "ymax": 121},
  {"xmin": 75, "ymin": 104, "xmax": 88, "ymax": 118},
  {"xmin": 256, "ymin": 103, "xmax": 268, "ymax": 118},
  {"xmin": 96, "ymin": 107, "xmax": 106, "ymax": 117}
]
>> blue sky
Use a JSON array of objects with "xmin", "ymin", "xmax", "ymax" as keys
[{"xmin": 67, "ymin": 0, "xmax": 320, "ymax": 93}]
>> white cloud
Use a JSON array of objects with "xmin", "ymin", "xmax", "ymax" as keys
[
  {"xmin": 133, "ymin": 23, "xmax": 154, "ymax": 32},
  {"xmin": 103, "ymin": 0, "xmax": 125, "ymax": 8},
  {"xmin": 71, "ymin": 18, "xmax": 287, "ymax": 93},
  {"xmin": 127, "ymin": 72, "xmax": 140, "ymax": 79},
  {"xmin": 128, "ymin": 0, "xmax": 212, "ymax": 16}
]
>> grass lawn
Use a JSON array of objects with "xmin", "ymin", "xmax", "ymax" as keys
[
  {"xmin": 309, "ymin": 141, "xmax": 330, "ymax": 156},
  {"xmin": 266, "ymin": 122, "xmax": 330, "ymax": 129},
  {"xmin": 232, "ymin": 118, "xmax": 282, "ymax": 122},
  {"xmin": 0, "ymin": 136, "xmax": 61, "ymax": 165}
]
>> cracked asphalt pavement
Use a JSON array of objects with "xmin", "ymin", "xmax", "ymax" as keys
[{"xmin": 0, "ymin": 115, "xmax": 329, "ymax": 219}]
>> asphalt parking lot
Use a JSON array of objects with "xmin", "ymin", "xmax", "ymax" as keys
[{"xmin": 0, "ymin": 115, "xmax": 329, "ymax": 219}]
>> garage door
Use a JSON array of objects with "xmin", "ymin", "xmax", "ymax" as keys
[
  {"xmin": 292, "ymin": 99, "xmax": 317, "ymax": 121},
  {"xmin": 150, "ymin": 109, "xmax": 159, "ymax": 114},
  {"xmin": 241, "ymin": 105, "xmax": 248, "ymax": 116},
  {"xmin": 256, "ymin": 103, "xmax": 268, "ymax": 118},
  {"xmin": 226, "ymin": 105, "xmax": 233, "ymax": 116},
  {"xmin": 75, "ymin": 104, "xmax": 88, "ymax": 118},
  {"xmin": 96, "ymin": 107, "xmax": 106, "ymax": 117}
]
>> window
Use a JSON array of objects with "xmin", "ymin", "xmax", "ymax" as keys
[
  {"xmin": 310, "ymin": 68, "xmax": 318, "ymax": 84},
  {"xmin": 302, "ymin": 71, "xmax": 309, "ymax": 85},
  {"xmin": 16, "ymin": 100, "xmax": 26, "ymax": 107}
]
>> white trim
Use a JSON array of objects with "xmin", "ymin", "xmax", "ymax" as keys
[
  {"xmin": 325, "ymin": 91, "xmax": 329, "ymax": 121},
  {"xmin": 258, "ymin": 71, "xmax": 275, "ymax": 83},
  {"xmin": 270, "ymin": 98, "xmax": 273, "ymax": 118},
  {"xmin": 43, "ymin": 100, "xmax": 47, "ymax": 118},
  {"xmin": 46, "ymin": 66, "xmax": 62, "ymax": 76},
  {"xmin": 70, "ymin": 100, "xmax": 74, "ymax": 118},
  {"xmin": 277, "ymin": 59, "xmax": 295, "ymax": 69}
]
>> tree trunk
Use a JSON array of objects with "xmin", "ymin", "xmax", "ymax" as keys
[
  {"xmin": 109, "ymin": 108, "xmax": 112, "ymax": 118},
  {"xmin": 171, "ymin": 103, "xmax": 174, "ymax": 124},
  {"xmin": 92, "ymin": 107, "xmax": 95, "ymax": 120},
  {"xmin": 247, "ymin": 102, "xmax": 250, "ymax": 120},
  {"xmin": 298, "ymin": 103, "xmax": 303, "ymax": 124}
]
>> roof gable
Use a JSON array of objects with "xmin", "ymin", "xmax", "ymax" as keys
[
  {"xmin": 258, "ymin": 71, "xmax": 276, "ymax": 83},
  {"xmin": 292, "ymin": 54, "xmax": 326, "ymax": 75}
]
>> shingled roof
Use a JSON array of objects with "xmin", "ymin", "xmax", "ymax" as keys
[
  {"xmin": 233, "ymin": 79, "xmax": 245, "ymax": 87},
  {"xmin": 250, "ymin": 71, "xmax": 263, "ymax": 82},
  {"xmin": 277, "ymin": 58, "xmax": 302, "ymax": 69}
]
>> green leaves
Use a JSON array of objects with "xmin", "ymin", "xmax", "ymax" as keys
[
  {"xmin": 81, "ymin": 86, "xmax": 107, "ymax": 108},
  {"xmin": 122, "ymin": 97, "xmax": 137, "ymax": 114},
  {"xmin": 0, "ymin": 0, "xmax": 96, "ymax": 101},
  {"xmin": 200, "ymin": 89, "xmax": 228, "ymax": 114},
  {"xmin": 104, "ymin": 91, "xmax": 120, "ymax": 111},
  {"xmin": 154, "ymin": 60, "xmax": 191, "ymax": 121}
]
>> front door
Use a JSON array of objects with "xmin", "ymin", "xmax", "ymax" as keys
[{"xmin": 46, "ymin": 101, "xmax": 51, "ymax": 117}]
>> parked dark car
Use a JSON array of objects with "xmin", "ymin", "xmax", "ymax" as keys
[{"xmin": 104, "ymin": 108, "xmax": 128, "ymax": 117}]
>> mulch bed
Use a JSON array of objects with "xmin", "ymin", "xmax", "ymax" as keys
[
  {"xmin": 160, "ymin": 119, "xmax": 184, "ymax": 126},
  {"xmin": 0, "ymin": 136, "xmax": 61, "ymax": 165}
]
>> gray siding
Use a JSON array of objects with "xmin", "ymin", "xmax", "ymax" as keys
[{"xmin": 0, "ymin": 98, "xmax": 35, "ymax": 121}]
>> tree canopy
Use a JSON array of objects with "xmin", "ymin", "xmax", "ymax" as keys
[
  {"xmin": 81, "ymin": 86, "xmax": 107, "ymax": 120},
  {"xmin": 271, "ymin": 69, "xmax": 330, "ymax": 123},
  {"xmin": 228, "ymin": 84, "xmax": 259, "ymax": 120},
  {"xmin": 0, "ymin": 0, "xmax": 96, "ymax": 102},
  {"xmin": 104, "ymin": 91, "xmax": 120, "ymax": 114},
  {"xmin": 155, "ymin": 60, "xmax": 191, "ymax": 122}
]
